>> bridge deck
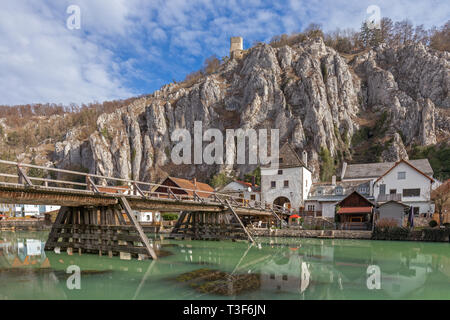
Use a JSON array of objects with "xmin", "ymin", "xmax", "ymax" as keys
[{"xmin": 0, "ymin": 183, "xmax": 272, "ymax": 217}]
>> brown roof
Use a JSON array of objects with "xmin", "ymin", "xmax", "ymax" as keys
[
  {"xmin": 262, "ymin": 142, "xmax": 307, "ymax": 169},
  {"xmin": 165, "ymin": 177, "xmax": 214, "ymax": 198},
  {"xmin": 235, "ymin": 180, "xmax": 258, "ymax": 188}
]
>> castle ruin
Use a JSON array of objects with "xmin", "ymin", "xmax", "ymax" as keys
[{"xmin": 230, "ymin": 37, "xmax": 244, "ymax": 59}]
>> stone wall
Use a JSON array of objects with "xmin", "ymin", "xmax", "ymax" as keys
[{"xmin": 251, "ymin": 228, "xmax": 372, "ymax": 239}]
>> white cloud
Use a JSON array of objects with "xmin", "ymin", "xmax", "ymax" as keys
[
  {"xmin": 0, "ymin": 1, "xmax": 134, "ymax": 105},
  {"xmin": 0, "ymin": 0, "xmax": 448, "ymax": 106}
]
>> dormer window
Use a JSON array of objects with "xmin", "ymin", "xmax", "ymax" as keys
[
  {"xmin": 358, "ymin": 186, "xmax": 369, "ymax": 194},
  {"xmin": 335, "ymin": 186, "xmax": 343, "ymax": 195}
]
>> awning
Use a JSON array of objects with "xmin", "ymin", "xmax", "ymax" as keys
[
  {"xmin": 337, "ymin": 207, "xmax": 372, "ymax": 214},
  {"xmin": 289, "ymin": 214, "xmax": 301, "ymax": 219}
]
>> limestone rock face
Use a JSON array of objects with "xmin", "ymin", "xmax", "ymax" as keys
[
  {"xmin": 381, "ymin": 133, "xmax": 409, "ymax": 162},
  {"xmin": 53, "ymin": 39, "xmax": 449, "ymax": 181}
]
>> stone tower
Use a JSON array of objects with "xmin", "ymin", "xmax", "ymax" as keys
[{"xmin": 230, "ymin": 37, "xmax": 244, "ymax": 59}]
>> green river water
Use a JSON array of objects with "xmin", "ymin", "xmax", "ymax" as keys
[{"xmin": 0, "ymin": 231, "xmax": 449, "ymax": 300}]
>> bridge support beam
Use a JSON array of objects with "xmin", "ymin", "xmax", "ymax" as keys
[
  {"xmin": 169, "ymin": 208, "xmax": 254, "ymax": 242},
  {"xmin": 44, "ymin": 200, "xmax": 157, "ymax": 260}
]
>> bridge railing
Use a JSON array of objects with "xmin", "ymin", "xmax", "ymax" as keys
[{"xmin": 0, "ymin": 159, "xmax": 291, "ymax": 217}]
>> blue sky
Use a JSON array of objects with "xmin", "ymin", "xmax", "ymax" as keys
[{"xmin": 0, "ymin": 0, "xmax": 448, "ymax": 106}]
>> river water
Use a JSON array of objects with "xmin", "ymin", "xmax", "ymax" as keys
[{"xmin": 0, "ymin": 231, "xmax": 449, "ymax": 300}]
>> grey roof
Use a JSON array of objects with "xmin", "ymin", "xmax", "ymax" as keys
[
  {"xmin": 309, "ymin": 180, "xmax": 371, "ymax": 197},
  {"xmin": 342, "ymin": 159, "xmax": 433, "ymax": 180}
]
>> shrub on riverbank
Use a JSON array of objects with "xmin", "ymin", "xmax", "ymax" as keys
[
  {"xmin": 372, "ymin": 226, "xmax": 450, "ymax": 242},
  {"xmin": 423, "ymin": 228, "xmax": 450, "ymax": 242},
  {"xmin": 372, "ymin": 226, "xmax": 410, "ymax": 240},
  {"xmin": 162, "ymin": 213, "xmax": 179, "ymax": 221}
]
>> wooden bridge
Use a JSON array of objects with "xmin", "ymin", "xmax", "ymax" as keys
[{"xmin": 0, "ymin": 160, "xmax": 285, "ymax": 260}]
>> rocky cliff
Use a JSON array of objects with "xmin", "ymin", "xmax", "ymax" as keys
[{"xmin": 53, "ymin": 38, "xmax": 450, "ymax": 183}]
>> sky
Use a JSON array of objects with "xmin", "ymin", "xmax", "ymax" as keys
[{"xmin": 0, "ymin": 0, "xmax": 448, "ymax": 106}]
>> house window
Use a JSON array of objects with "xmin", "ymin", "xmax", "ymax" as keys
[
  {"xmin": 271, "ymin": 181, "xmax": 276, "ymax": 189},
  {"xmin": 413, "ymin": 207, "xmax": 420, "ymax": 216},
  {"xmin": 398, "ymin": 172, "xmax": 406, "ymax": 180},
  {"xmin": 282, "ymin": 275, "xmax": 288, "ymax": 281},
  {"xmin": 307, "ymin": 205, "xmax": 315, "ymax": 211},
  {"xmin": 250, "ymin": 194, "xmax": 256, "ymax": 200},
  {"xmin": 278, "ymin": 170, "xmax": 283, "ymax": 175},
  {"xmin": 389, "ymin": 189, "xmax": 397, "ymax": 195},
  {"xmin": 270, "ymin": 274, "xmax": 275, "ymax": 279},
  {"xmin": 403, "ymin": 188, "xmax": 420, "ymax": 197},
  {"xmin": 379, "ymin": 184, "xmax": 386, "ymax": 195},
  {"xmin": 284, "ymin": 180, "xmax": 289, "ymax": 188},
  {"xmin": 316, "ymin": 188, "xmax": 323, "ymax": 195},
  {"xmin": 279, "ymin": 158, "xmax": 284, "ymax": 164},
  {"xmin": 335, "ymin": 186, "xmax": 343, "ymax": 195}
]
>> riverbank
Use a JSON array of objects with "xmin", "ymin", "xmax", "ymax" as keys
[
  {"xmin": 160, "ymin": 226, "xmax": 450, "ymax": 242},
  {"xmin": 0, "ymin": 219, "xmax": 51, "ymax": 231},
  {"xmin": 251, "ymin": 228, "xmax": 372, "ymax": 239}
]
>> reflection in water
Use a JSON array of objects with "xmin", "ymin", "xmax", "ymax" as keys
[{"xmin": 0, "ymin": 231, "xmax": 449, "ymax": 300}]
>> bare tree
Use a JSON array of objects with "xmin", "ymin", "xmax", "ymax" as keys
[{"xmin": 432, "ymin": 181, "xmax": 450, "ymax": 227}]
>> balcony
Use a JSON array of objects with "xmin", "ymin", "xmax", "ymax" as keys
[{"xmin": 377, "ymin": 193, "xmax": 402, "ymax": 203}]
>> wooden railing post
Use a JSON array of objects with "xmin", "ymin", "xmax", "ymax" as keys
[
  {"xmin": 86, "ymin": 175, "xmax": 100, "ymax": 193},
  {"xmin": 17, "ymin": 165, "xmax": 33, "ymax": 186}
]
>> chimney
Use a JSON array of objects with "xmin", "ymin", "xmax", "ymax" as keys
[
  {"xmin": 192, "ymin": 178, "xmax": 197, "ymax": 188},
  {"xmin": 302, "ymin": 150, "xmax": 308, "ymax": 167},
  {"xmin": 332, "ymin": 175, "xmax": 336, "ymax": 186},
  {"xmin": 341, "ymin": 162, "xmax": 347, "ymax": 180}
]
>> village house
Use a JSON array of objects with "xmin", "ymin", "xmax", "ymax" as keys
[
  {"xmin": 335, "ymin": 191, "xmax": 375, "ymax": 230},
  {"xmin": 303, "ymin": 158, "xmax": 435, "ymax": 223},
  {"xmin": 371, "ymin": 159, "xmax": 435, "ymax": 216},
  {"xmin": 260, "ymin": 143, "xmax": 312, "ymax": 214},
  {"xmin": 153, "ymin": 176, "xmax": 215, "ymax": 200},
  {"xmin": 304, "ymin": 176, "xmax": 372, "ymax": 219},
  {"xmin": 219, "ymin": 179, "xmax": 261, "ymax": 205}
]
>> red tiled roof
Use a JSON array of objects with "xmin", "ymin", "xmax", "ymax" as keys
[
  {"xmin": 235, "ymin": 180, "xmax": 258, "ymax": 188},
  {"xmin": 338, "ymin": 207, "xmax": 373, "ymax": 214},
  {"xmin": 168, "ymin": 177, "xmax": 214, "ymax": 198}
]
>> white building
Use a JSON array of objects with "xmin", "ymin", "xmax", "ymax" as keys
[
  {"xmin": 1, "ymin": 204, "xmax": 61, "ymax": 217},
  {"xmin": 134, "ymin": 211, "xmax": 160, "ymax": 223},
  {"xmin": 304, "ymin": 178, "xmax": 372, "ymax": 219},
  {"xmin": 219, "ymin": 180, "xmax": 260, "ymax": 205},
  {"xmin": 261, "ymin": 143, "xmax": 312, "ymax": 213},
  {"xmin": 372, "ymin": 159, "xmax": 434, "ymax": 215},
  {"xmin": 304, "ymin": 158, "xmax": 435, "ymax": 219}
]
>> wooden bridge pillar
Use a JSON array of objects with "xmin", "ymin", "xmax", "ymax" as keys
[
  {"xmin": 169, "ymin": 207, "xmax": 255, "ymax": 242},
  {"xmin": 44, "ymin": 197, "xmax": 157, "ymax": 260}
]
